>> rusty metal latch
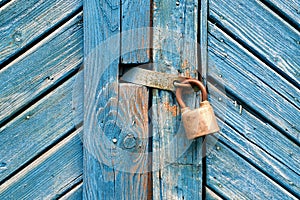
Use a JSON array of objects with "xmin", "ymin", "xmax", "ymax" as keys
[{"xmin": 120, "ymin": 67, "xmax": 188, "ymax": 92}]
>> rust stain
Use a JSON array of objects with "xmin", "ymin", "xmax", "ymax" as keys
[
  {"xmin": 181, "ymin": 59, "xmax": 189, "ymax": 69},
  {"xmin": 163, "ymin": 102, "xmax": 179, "ymax": 116}
]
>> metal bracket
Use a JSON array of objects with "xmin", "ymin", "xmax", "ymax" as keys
[{"xmin": 120, "ymin": 67, "xmax": 188, "ymax": 92}]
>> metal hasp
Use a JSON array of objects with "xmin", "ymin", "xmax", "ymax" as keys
[
  {"xmin": 176, "ymin": 79, "xmax": 220, "ymax": 139},
  {"xmin": 120, "ymin": 67, "xmax": 187, "ymax": 92}
]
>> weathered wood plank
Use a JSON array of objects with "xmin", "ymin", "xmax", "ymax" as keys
[
  {"xmin": 206, "ymin": 187, "xmax": 223, "ymax": 200},
  {"xmin": 84, "ymin": 0, "xmax": 151, "ymax": 199},
  {"xmin": 208, "ymin": 22, "xmax": 300, "ymax": 109},
  {"xmin": 261, "ymin": 0, "xmax": 300, "ymax": 30},
  {"xmin": 208, "ymin": 83, "xmax": 300, "ymax": 196},
  {"xmin": 0, "ymin": 12, "xmax": 83, "ymax": 125},
  {"xmin": 0, "ymin": 128, "xmax": 83, "ymax": 199},
  {"xmin": 83, "ymin": 7, "xmax": 120, "ymax": 198},
  {"xmin": 121, "ymin": 0, "xmax": 150, "ymax": 63},
  {"xmin": 83, "ymin": 84, "xmax": 150, "ymax": 199},
  {"xmin": 209, "ymin": 0, "xmax": 300, "ymax": 87},
  {"xmin": 0, "ymin": 75, "xmax": 82, "ymax": 183},
  {"xmin": 59, "ymin": 183, "xmax": 83, "ymax": 200},
  {"xmin": 152, "ymin": 0, "xmax": 202, "ymax": 199},
  {"xmin": 111, "ymin": 84, "xmax": 150, "ymax": 199},
  {"xmin": 206, "ymin": 136, "xmax": 298, "ymax": 199},
  {"xmin": 208, "ymin": 23, "xmax": 300, "ymax": 145},
  {"xmin": 0, "ymin": 0, "xmax": 82, "ymax": 65}
]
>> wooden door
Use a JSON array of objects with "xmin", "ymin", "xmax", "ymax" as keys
[
  {"xmin": 0, "ymin": 0, "xmax": 298, "ymax": 199},
  {"xmin": 84, "ymin": 0, "xmax": 299, "ymax": 199}
]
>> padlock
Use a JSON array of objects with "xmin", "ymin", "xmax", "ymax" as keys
[{"xmin": 176, "ymin": 79, "xmax": 220, "ymax": 139}]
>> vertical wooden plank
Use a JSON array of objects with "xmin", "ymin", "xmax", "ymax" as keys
[
  {"xmin": 152, "ymin": 0, "xmax": 201, "ymax": 199},
  {"xmin": 84, "ymin": 0, "xmax": 120, "ymax": 198},
  {"xmin": 84, "ymin": 84, "xmax": 150, "ymax": 199},
  {"xmin": 115, "ymin": 85, "xmax": 150, "ymax": 200},
  {"xmin": 84, "ymin": 1, "xmax": 150, "ymax": 199},
  {"xmin": 121, "ymin": 0, "xmax": 151, "ymax": 63}
]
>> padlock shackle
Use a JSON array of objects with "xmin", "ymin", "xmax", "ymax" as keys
[{"xmin": 176, "ymin": 79, "xmax": 208, "ymax": 108}]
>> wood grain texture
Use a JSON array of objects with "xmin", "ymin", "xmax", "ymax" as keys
[
  {"xmin": 152, "ymin": 0, "xmax": 202, "ymax": 199},
  {"xmin": 0, "ymin": 12, "xmax": 83, "ymax": 124},
  {"xmin": 208, "ymin": 23, "xmax": 300, "ymax": 145},
  {"xmin": 208, "ymin": 83, "xmax": 300, "ymax": 197},
  {"xmin": 206, "ymin": 187, "xmax": 223, "ymax": 200},
  {"xmin": 209, "ymin": 0, "xmax": 300, "ymax": 87},
  {"xmin": 84, "ymin": 83, "xmax": 149, "ymax": 199},
  {"xmin": 206, "ymin": 136, "xmax": 297, "ymax": 200},
  {"xmin": 0, "ymin": 0, "xmax": 82, "ymax": 65},
  {"xmin": 0, "ymin": 75, "xmax": 82, "ymax": 183},
  {"xmin": 121, "ymin": 0, "xmax": 150, "ymax": 63},
  {"xmin": 0, "ymin": 128, "xmax": 83, "ymax": 199},
  {"xmin": 84, "ymin": 0, "xmax": 151, "ymax": 199},
  {"xmin": 261, "ymin": 0, "xmax": 300, "ymax": 29},
  {"xmin": 208, "ymin": 21, "xmax": 300, "ymax": 109}
]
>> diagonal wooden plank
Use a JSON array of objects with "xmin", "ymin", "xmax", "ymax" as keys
[
  {"xmin": 0, "ymin": 12, "xmax": 83, "ymax": 125},
  {"xmin": 209, "ymin": 0, "xmax": 300, "ymax": 87},
  {"xmin": 0, "ymin": 128, "xmax": 83, "ymax": 199},
  {"xmin": 208, "ymin": 83, "xmax": 300, "ymax": 196},
  {"xmin": 260, "ymin": 0, "xmax": 300, "ymax": 30},
  {"xmin": 0, "ymin": 0, "xmax": 82, "ymax": 65},
  {"xmin": 206, "ymin": 136, "xmax": 297, "ymax": 199},
  {"xmin": 0, "ymin": 75, "xmax": 82, "ymax": 184},
  {"xmin": 152, "ymin": 0, "xmax": 202, "ymax": 199},
  {"xmin": 208, "ymin": 22, "xmax": 300, "ymax": 110},
  {"xmin": 208, "ymin": 23, "xmax": 300, "ymax": 145}
]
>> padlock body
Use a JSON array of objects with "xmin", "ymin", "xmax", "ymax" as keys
[{"xmin": 182, "ymin": 101, "xmax": 220, "ymax": 139}]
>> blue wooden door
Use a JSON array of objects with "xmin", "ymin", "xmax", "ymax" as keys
[
  {"xmin": 83, "ymin": 0, "xmax": 300, "ymax": 199},
  {"xmin": 0, "ymin": 0, "xmax": 299, "ymax": 199}
]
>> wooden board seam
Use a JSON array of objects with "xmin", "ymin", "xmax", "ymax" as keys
[
  {"xmin": 58, "ymin": 181, "xmax": 83, "ymax": 200},
  {"xmin": 57, "ymin": 176, "xmax": 83, "ymax": 199}
]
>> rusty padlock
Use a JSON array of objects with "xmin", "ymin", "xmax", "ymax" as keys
[{"xmin": 176, "ymin": 79, "xmax": 220, "ymax": 139}]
